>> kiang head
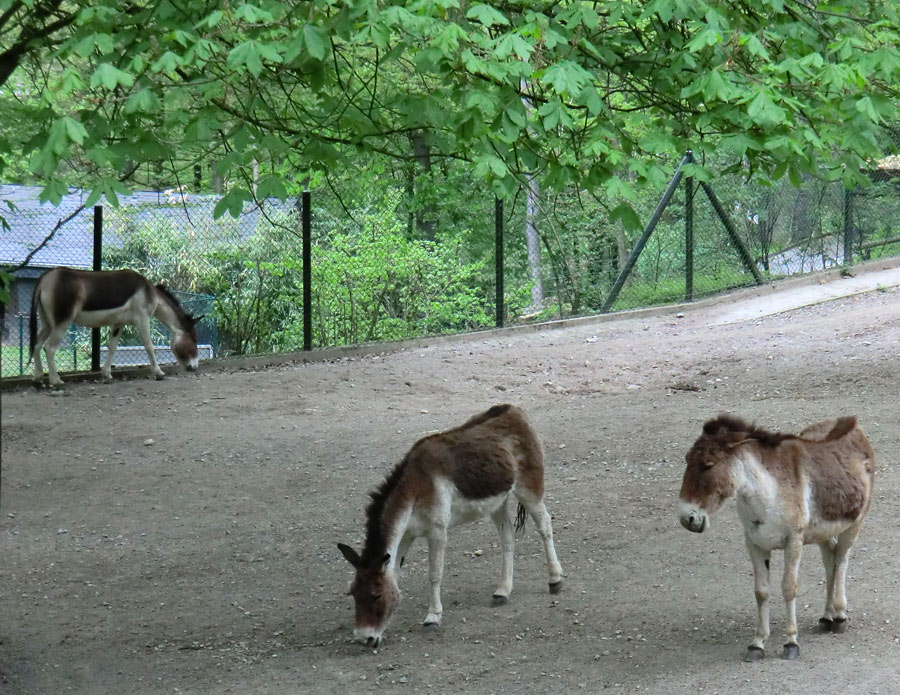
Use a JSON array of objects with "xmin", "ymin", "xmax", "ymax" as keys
[
  {"xmin": 171, "ymin": 314, "xmax": 203, "ymax": 372},
  {"xmin": 337, "ymin": 543, "xmax": 400, "ymax": 648},
  {"xmin": 678, "ymin": 416, "xmax": 752, "ymax": 533},
  {"xmin": 156, "ymin": 284, "xmax": 203, "ymax": 372}
]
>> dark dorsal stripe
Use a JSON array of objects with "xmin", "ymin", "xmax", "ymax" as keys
[
  {"xmin": 360, "ymin": 404, "xmax": 518, "ymax": 564},
  {"xmin": 703, "ymin": 414, "xmax": 796, "ymax": 447},
  {"xmin": 154, "ymin": 283, "xmax": 193, "ymax": 330},
  {"xmin": 824, "ymin": 416, "xmax": 857, "ymax": 442},
  {"xmin": 362, "ymin": 453, "xmax": 411, "ymax": 565},
  {"xmin": 50, "ymin": 268, "xmax": 149, "ymax": 323}
]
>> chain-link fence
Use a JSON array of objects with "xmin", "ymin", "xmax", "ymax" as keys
[{"xmin": 3, "ymin": 158, "xmax": 899, "ymax": 380}]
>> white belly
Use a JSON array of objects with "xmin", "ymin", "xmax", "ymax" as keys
[
  {"xmin": 74, "ymin": 306, "xmax": 141, "ymax": 328},
  {"xmin": 802, "ymin": 518, "xmax": 855, "ymax": 545},
  {"xmin": 449, "ymin": 492, "xmax": 509, "ymax": 527}
]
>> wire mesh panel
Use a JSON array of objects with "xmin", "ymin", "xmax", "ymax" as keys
[
  {"xmin": 306, "ymin": 177, "xmax": 497, "ymax": 349},
  {"xmin": 1, "ymin": 193, "xmax": 96, "ymax": 378},
  {"xmin": 853, "ymin": 163, "xmax": 900, "ymax": 261},
  {"xmin": 100, "ymin": 195, "xmax": 297, "ymax": 363},
  {"xmin": 2, "ymin": 161, "xmax": 900, "ymax": 382}
]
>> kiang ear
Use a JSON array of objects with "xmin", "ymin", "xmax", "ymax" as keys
[{"xmin": 337, "ymin": 543, "xmax": 361, "ymax": 568}]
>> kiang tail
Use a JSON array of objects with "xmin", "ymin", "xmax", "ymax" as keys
[
  {"xmin": 825, "ymin": 416, "xmax": 857, "ymax": 441},
  {"xmin": 514, "ymin": 502, "xmax": 528, "ymax": 533}
]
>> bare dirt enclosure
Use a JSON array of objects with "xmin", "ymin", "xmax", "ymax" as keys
[{"xmin": 3, "ymin": 276, "xmax": 900, "ymax": 695}]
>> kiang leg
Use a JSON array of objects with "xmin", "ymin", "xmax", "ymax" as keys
[
  {"xmin": 101, "ymin": 324, "xmax": 124, "ymax": 381},
  {"xmin": 830, "ymin": 523, "xmax": 863, "ymax": 633},
  {"xmin": 781, "ymin": 535, "xmax": 804, "ymax": 659},
  {"xmin": 43, "ymin": 322, "xmax": 71, "ymax": 387},
  {"xmin": 518, "ymin": 494, "xmax": 563, "ymax": 592},
  {"xmin": 744, "ymin": 538, "xmax": 771, "ymax": 662},
  {"xmin": 491, "ymin": 498, "xmax": 515, "ymax": 605},
  {"xmin": 135, "ymin": 314, "xmax": 164, "ymax": 379},
  {"xmin": 818, "ymin": 540, "xmax": 837, "ymax": 629},
  {"xmin": 423, "ymin": 526, "xmax": 448, "ymax": 628},
  {"xmin": 32, "ymin": 320, "xmax": 52, "ymax": 384}
]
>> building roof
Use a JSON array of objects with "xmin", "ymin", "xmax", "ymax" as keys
[{"xmin": 0, "ymin": 184, "xmax": 294, "ymax": 270}]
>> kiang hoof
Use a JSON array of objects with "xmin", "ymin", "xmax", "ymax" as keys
[
  {"xmin": 422, "ymin": 622, "xmax": 440, "ymax": 633},
  {"xmin": 492, "ymin": 595, "xmax": 508, "ymax": 607},
  {"xmin": 818, "ymin": 617, "xmax": 834, "ymax": 633},
  {"xmin": 154, "ymin": 373, "xmax": 165, "ymax": 381},
  {"xmin": 782, "ymin": 643, "xmax": 800, "ymax": 660},
  {"xmin": 831, "ymin": 618, "xmax": 849, "ymax": 634},
  {"xmin": 549, "ymin": 581, "xmax": 563, "ymax": 595},
  {"xmin": 743, "ymin": 646, "xmax": 765, "ymax": 663}
]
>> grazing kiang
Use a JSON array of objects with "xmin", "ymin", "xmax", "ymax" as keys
[
  {"xmin": 678, "ymin": 414, "xmax": 874, "ymax": 662},
  {"xmin": 337, "ymin": 404, "xmax": 564, "ymax": 648},
  {"xmin": 30, "ymin": 267, "xmax": 203, "ymax": 387}
]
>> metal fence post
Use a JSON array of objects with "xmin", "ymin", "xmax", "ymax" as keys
[
  {"xmin": 302, "ymin": 190, "xmax": 312, "ymax": 351},
  {"xmin": 698, "ymin": 182, "xmax": 763, "ymax": 285},
  {"xmin": 601, "ymin": 151, "xmax": 693, "ymax": 313},
  {"xmin": 91, "ymin": 205, "xmax": 102, "ymax": 372},
  {"xmin": 495, "ymin": 197, "xmax": 504, "ymax": 328},
  {"xmin": 19, "ymin": 313, "xmax": 24, "ymax": 375},
  {"xmin": 685, "ymin": 172, "xmax": 694, "ymax": 302}
]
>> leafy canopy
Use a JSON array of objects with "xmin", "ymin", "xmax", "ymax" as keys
[{"xmin": 2, "ymin": 0, "xmax": 900, "ymax": 213}]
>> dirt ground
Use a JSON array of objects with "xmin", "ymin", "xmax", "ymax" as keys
[{"xmin": 2, "ymin": 274, "xmax": 900, "ymax": 695}]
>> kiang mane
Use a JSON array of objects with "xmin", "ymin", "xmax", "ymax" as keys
[
  {"xmin": 362, "ymin": 453, "xmax": 411, "ymax": 564},
  {"xmin": 155, "ymin": 283, "xmax": 192, "ymax": 327},
  {"xmin": 703, "ymin": 414, "xmax": 796, "ymax": 447}
]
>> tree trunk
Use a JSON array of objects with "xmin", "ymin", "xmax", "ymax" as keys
[
  {"xmin": 410, "ymin": 130, "xmax": 435, "ymax": 241},
  {"xmin": 521, "ymin": 79, "xmax": 542, "ymax": 312},
  {"xmin": 525, "ymin": 175, "xmax": 543, "ymax": 311},
  {"xmin": 211, "ymin": 160, "xmax": 224, "ymax": 194}
]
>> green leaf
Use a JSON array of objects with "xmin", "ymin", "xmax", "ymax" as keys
[
  {"xmin": 466, "ymin": 3, "xmax": 509, "ymax": 27},
  {"xmin": 701, "ymin": 69, "xmax": 733, "ymax": 101},
  {"xmin": 686, "ymin": 28, "xmax": 722, "ymax": 53},
  {"xmin": 199, "ymin": 10, "xmax": 224, "ymax": 28},
  {"xmin": 125, "ymin": 89, "xmax": 160, "ymax": 114},
  {"xmin": 609, "ymin": 203, "xmax": 641, "ymax": 232},
  {"xmin": 304, "ymin": 24, "xmax": 328, "ymax": 60},
  {"xmin": 473, "ymin": 154, "xmax": 507, "ymax": 178},
  {"xmin": 605, "ymin": 176, "xmax": 635, "ymax": 202},
  {"xmin": 228, "ymin": 41, "xmax": 264, "ymax": 77},
  {"xmin": 38, "ymin": 180, "xmax": 69, "ymax": 206},
  {"xmin": 855, "ymin": 96, "xmax": 880, "ymax": 122},
  {"xmin": 213, "ymin": 188, "xmax": 253, "ymax": 219},
  {"xmin": 494, "ymin": 33, "xmax": 533, "ymax": 61},
  {"xmin": 151, "ymin": 51, "xmax": 183, "ymax": 74},
  {"xmin": 256, "ymin": 175, "xmax": 288, "ymax": 200},
  {"xmin": 639, "ymin": 132, "xmax": 676, "ymax": 154},
  {"xmin": 746, "ymin": 90, "xmax": 786, "ymax": 127},
  {"xmin": 47, "ymin": 119, "xmax": 71, "ymax": 155},
  {"xmin": 63, "ymin": 117, "xmax": 87, "ymax": 146},
  {"xmin": 235, "ymin": 4, "xmax": 274, "ymax": 23},
  {"xmin": 90, "ymin": 63, "xmax": 135, "ymax": 90}
]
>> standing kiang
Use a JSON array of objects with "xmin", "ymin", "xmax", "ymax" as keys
[
  {"xmin": 30, "ymin": 266, "xmax": 203, "ymax": 387},
  {"xmin": 338, "ymin": 404, "xmax": 564, "ymax": 649},
  {"xmin": 678, "ymin": 414, "xmax": 874, "ymax": 661}
]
